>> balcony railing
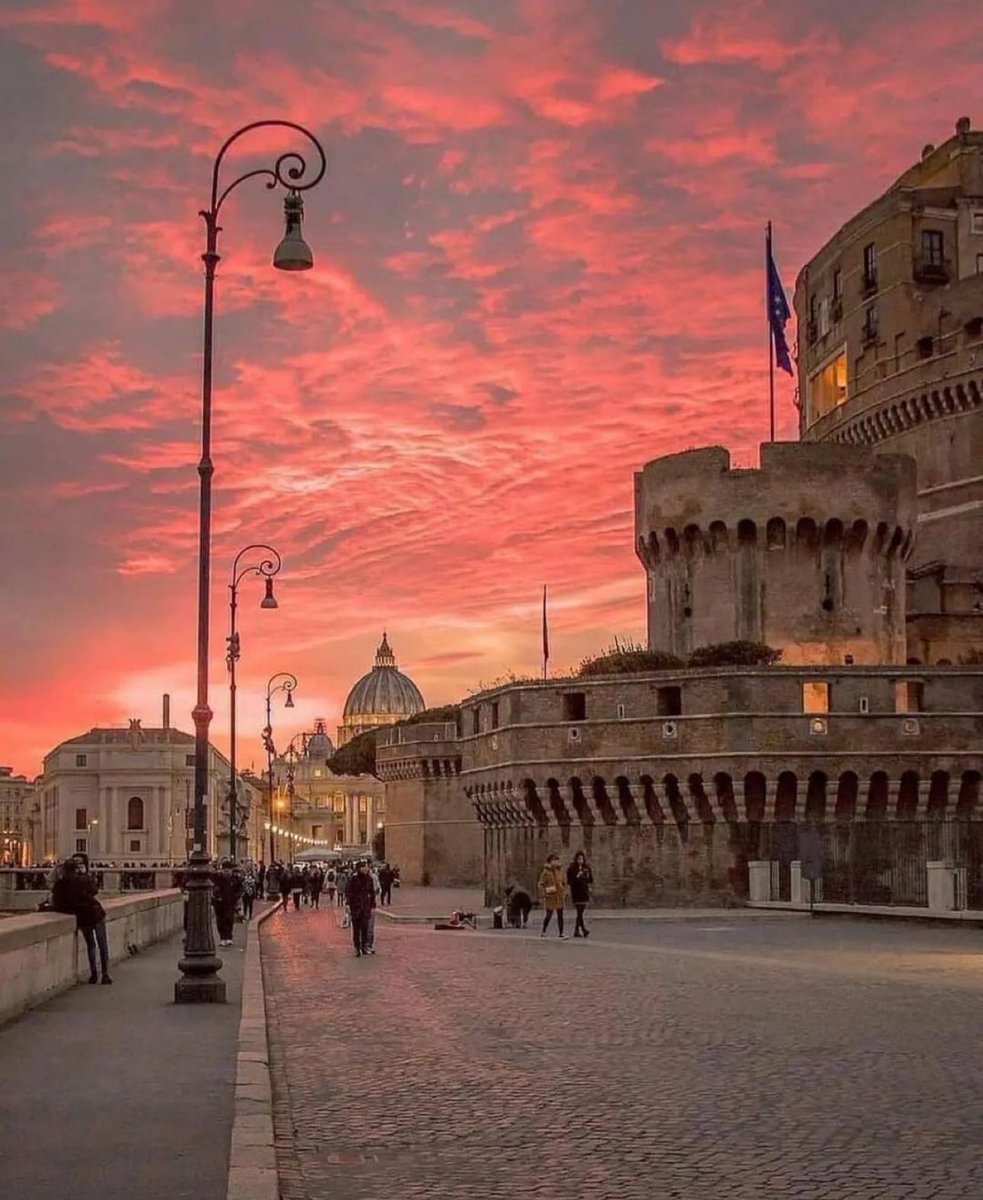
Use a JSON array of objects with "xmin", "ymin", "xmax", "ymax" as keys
[
  {"xmin": 913, "ymin": 254, "xmax": 951, "ymax": 284},
  {"xmin": 862, "ymin": 270, "xmax": 878, "ymax": 296}
]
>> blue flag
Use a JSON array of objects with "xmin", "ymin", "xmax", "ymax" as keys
[{"xmin": 767, "ymin": 231, "xmax": 794, "ymax": 376}]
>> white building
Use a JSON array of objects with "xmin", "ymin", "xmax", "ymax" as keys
[
  {"xmin": 38, "ymin": 700, "xmax": 257, "ymax": 864},
  {"xmin": 0, "ymin": 766, "xmax": 37, "ymax": 865}
]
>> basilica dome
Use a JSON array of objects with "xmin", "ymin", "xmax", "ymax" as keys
[{"xmin": 338, "ymin": 634, "xmax": 425, "ymax": 746}]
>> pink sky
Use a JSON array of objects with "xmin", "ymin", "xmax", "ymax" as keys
[{"xmin": 1, "ymin": 0, "xmax": 980, "ymax": 776}]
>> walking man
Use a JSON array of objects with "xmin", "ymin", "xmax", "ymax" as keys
[
  {"xmin": 379, "ymin": 863, "xmax": 394, "ymax": 906},
  {"xmin": 345, "ymin": 860, "xmax": 376, "ymax": 957}
]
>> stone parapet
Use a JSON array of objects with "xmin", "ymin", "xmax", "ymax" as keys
[{"xmin": 0, "ymin": 889, "xmax": 184, "ymax": 1025}]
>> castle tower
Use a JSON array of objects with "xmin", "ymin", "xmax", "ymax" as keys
[
  {"xmin": 634, "ymin": 443, "xmax": 917, "ymax": 666},
  {"xmin": 794, "ymin": 116, "xmax": 983, "ymax": 663}
]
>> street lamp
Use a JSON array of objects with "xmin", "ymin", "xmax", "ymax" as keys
[
  {"xmin": 226, "ymin": 543, "xmax": 282, "ymax": 863},
  {"xmin": 176, "ymin": 121, "xmax": 326, "ymax": 1007},
  {"xmin": 263, "ymin": 672, "xmax": 297, "ymax": 867}
]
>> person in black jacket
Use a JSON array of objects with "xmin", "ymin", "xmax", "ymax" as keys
[
  {"xmin": 567, "ymin": 851, "xmax": 594, "ymax": 939},
  {"xmin": 51, "ymin": 856, "xmax": 112, "ymax": 984},
  {"xmin": 345, "ymin": 860, "xmax": 376, "ymax": 957}
]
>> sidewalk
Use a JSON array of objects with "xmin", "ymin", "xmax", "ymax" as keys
[
  {"xmin": 375, "ymin": 886, "xmax": 805, "ymax": 924},
  {"xmin": 0, "ymin": 924, "xmax": 246, "ymax": 1200}
]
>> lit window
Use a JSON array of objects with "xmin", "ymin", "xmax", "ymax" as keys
[
  {"xmin": 895, "ymin": 681, "xmax": 924, "ymax": 713},
  {"xmin": 808, "ymin": 351, "xmax": 848, "ymax": 421},
  {"xmin": 802, "ymin": 682, "xmax": 830, "ymax": 713}
]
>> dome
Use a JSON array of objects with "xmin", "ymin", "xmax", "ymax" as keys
[
  {"xmin": 343, "ymin": 633, "xmax": 425, "ymax": 720},
  {"xmin": 304, "ymin": 719, "xmax": 334, "ymax": 762}
]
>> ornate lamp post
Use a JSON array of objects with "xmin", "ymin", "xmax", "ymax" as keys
[
  {"xmin": 226, "ymin": 544, "xmax": 282, "ymax": 863},
  {"xmin": 175, "ymin": 122, "xmax": 326, "ymax": 1006},
  {"xmin": 263, "ymin": 673, "xmax": 298, "ymax": 866}
]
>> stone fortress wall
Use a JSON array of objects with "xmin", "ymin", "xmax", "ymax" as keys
[
  {"xmin": 635, "ymin": 443, "xmax": 916, "ymax": 665},
  {"xmin": 376, "ymin": 723, "xmax": 482, "ymax": 887},
  {"xmin": 456, "ymin": 668, "xmax": 982, "ymax": 905}
]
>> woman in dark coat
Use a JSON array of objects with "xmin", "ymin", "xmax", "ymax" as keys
[
  {"xmin": 51, "ymin": 857, "xmax": 112, "ymax": 983},
  {"xmin": 567, "ymin": 851, "xmax": 594, "ymax": 938}
]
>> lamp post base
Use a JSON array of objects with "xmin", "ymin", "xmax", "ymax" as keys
[{"xmin": 174, "ymin": 848, "xmax": 226, "ymax": 1005}]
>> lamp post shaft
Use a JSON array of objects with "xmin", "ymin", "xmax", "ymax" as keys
[
  {"xmin": 228, "ymin": 578, "xmax": 238, "ymax": 863},
  {"xmin": 266, "ymin": 692, "xmax": 276, "ymax": 864},
  {"xmin": 175, "ymin": 216, "xmax": 226, "ymax": 1004}
]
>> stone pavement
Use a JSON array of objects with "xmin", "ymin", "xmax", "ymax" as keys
[
  {"xmin": 0, "ymin": 921, "xmax": 247, "ymax": 1200},
  {"xmin": 262, "ymin": 906, "xmax": 983, "ymax": 1200}
]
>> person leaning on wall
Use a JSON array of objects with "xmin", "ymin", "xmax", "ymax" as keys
[{"xmin": 51, "ymin": 852, "xmax": 112, "ymax": 985}]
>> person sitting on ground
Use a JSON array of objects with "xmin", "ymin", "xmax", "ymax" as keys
[
  {"xmin": 504, "ymin": 883, "xmax": 533, "ymax": 929},
  {"xmin": 51, "ymin": 854, "xmax": 112, "ymax": 984}
]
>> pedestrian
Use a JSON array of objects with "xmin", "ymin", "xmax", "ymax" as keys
[
  {"xmin": 345, "ymin": 860, "xmax": 376, "ymax": 957},
  {"xmin": 212, "ymin": 859, "xmax": 241, "ymax": 947},
  {"xmin": 256, "ymin": 862, "xmax": 266, "ymax": 896},
  {"xmin": 379, "ymin": 863, "xmax": 394, "ymax": 906},
  {"xmin": 537, "ymin": 852, "xmax": 568, "ymax": 939},
  {"xmin": 278, "ymin": 866, "xmax": 291, "ymax": 910},
  {"xmin": 241, "ymin": 871, "xmax": 257, "ymax": 922},
  {"xmin": 567, "ymin": 851, "xmax": 593, "ymax": 938},
  {"xmin": 325, "ymin": 868, "xmax": 337, "ymax": 906},
  {"xmin": 310, "ymin": 867, "xmax": 324, "ymax": 910},
  {"xmin": 290, "ymin": 865, "xmax": 304, "ymax": 912},
  {"xmin": 336, "ymin": 866, "xmax": 350, "ymax": 906},
  {"xmin": 364, "ymin": 862, "xmax": 381, "ymax": 953},
  {"xmin": 51, "ymin": 855, "xmax": 112, "ymax": 984}
]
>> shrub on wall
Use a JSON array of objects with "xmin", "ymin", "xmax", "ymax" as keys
[
  {"xmin": 328, "ymin": 728, "xmax": 378, "ymax": 777},
  {"xmin": 687, "ymin": 641, "xmax": 782, "ymax": 667},
  {"xmin": 578, "ymin": 637, "xmax": 685, "ymax": 677}
]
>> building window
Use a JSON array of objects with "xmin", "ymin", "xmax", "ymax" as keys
[
  {"xmin": 75, "ymin": 838, "xmax": 87, "ymax": 854},
  {"xmin": 862, "ymin": 243, "xmax": 877, "ymax": 292},
  {"xmin": 75, "ymin": 754, "xmax": 87, "ymax": 767},
  {"xmin": 185, "ymin": 754, "xmax": 195, "ymax": 767},
  {"xmin": 807, "ymin": 294, "xmax": 818, "ymax": 342},
  {"xmin": 977, "ymin": 253, "xmax": 983, "ymax": 276},
  {"xmin": 562, "ymin": 692, "xmax": 587, "ymax": 721},
  {"xmin": 917, "ymin": 335, "xmax": 934, "ymax": 360},
  {"xmin": 75, "ymin": 807, "xmax": 87, "ymax": 831},
  {"xmin": 971, "ymin": 210, "xmax": 983, "ymax": 235},
  {"xmin": 490, "ymin": 701, "xmax": 500, "ymax": 729},
  {"xmin": 127, "ymin": 796, "xmax": 145, "ymax": 830},
  {"xmin": 803, "ymin": 682, "xmax": 830, "ymax": 714},
  {"xmin": 921, "ymin": 229, "xmax": 944, "ymax": 267},
  {"xmin": 895, "ymin": 681, "xmax": 924, "ymax": 713},
  {"xmin": 471, "ymin": 708, "xmax": 480, "ymax": 736},
  {"xmin": 808, "ymin": 351, "xmax": 848, "ymax": 420},
  {"xmin": 656, "ymin": 686, "xmax": 682, "ymax": 717},
  {"xmin": 313, "ymin": 768, "xmax": 322, "ymax": 778},
  {"xmin": 862, "ymin": 305, "xmax": 878, "ymax": 345},
  {"xmin": 832, "ymin": 268, "xmax": 842, "ymax": 302},
  {"xmin": 129, "ymin": 839, "xmax": 141, "ymax": 853},
  {"xmin": 616, "ymin": 703, "xmax": 626, "ymax": 719}
]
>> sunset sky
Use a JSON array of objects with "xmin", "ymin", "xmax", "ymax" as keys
[{"xmin": 1, "ymin": 0, "xmax": 980, "ymax": 776}]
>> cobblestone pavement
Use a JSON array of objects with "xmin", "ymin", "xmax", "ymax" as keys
[{"xmin": 262, "ymin": 909, "xmax": 983, "ymax": 1200}]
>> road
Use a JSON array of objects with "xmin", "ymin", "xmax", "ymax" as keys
[{"xmin": 262, "ymin": 906, "xmax": 983, "ymax": 1200}]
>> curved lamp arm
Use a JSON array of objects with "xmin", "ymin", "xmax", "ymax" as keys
[
  {"xmin": 231, "ymin": 543, "xmax": 282, "ymax": 590},
  {"xmin": 207, "ymin": 120, "xmax": 327, "ymax": 219}
]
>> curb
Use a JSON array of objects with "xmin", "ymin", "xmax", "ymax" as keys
[
  {"xmin": 226, "ymin": 902, "xmax": 282, "ymax": 1200},
  {"xmin": 375, "ymin": 907, "xmax": 808, "ymax": 926}
]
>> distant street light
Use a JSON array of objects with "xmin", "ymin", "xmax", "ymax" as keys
[
  {"xmin": 175, "ymin": 121, "xmax": 326, "ymax": 1007},
  {"xmin": 226, "ymin": 544, "xmax": 282, "ymax": 863},
  {"xmin": 263, "ymin": 672, "xmax": 298, "ymax": 866}
]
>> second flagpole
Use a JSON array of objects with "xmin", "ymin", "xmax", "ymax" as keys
[{"xmin": 767, "ymin": 221, "xmax": 776, "ymax": 443}]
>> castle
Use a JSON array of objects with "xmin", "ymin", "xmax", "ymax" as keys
[{"xmin": 377, "ymin": 119, "xmax": 983, "ymax": 906}]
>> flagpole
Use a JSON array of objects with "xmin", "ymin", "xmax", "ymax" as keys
[
  {"xmin": 767, "ymin": 221, "xmax": 776, "ymax": 443},
  {"xmin": 542, "ymin": 585, "xmax": 549, "ymax": 682}
]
